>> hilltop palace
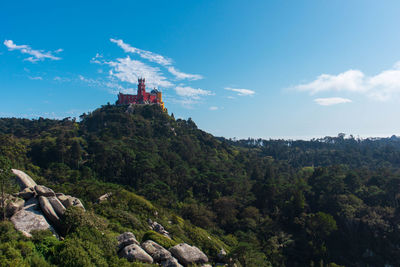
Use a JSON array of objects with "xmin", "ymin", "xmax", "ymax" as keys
[{"xmin": 116, "ymin": 78, "xmax": 165, "ymax": 110}]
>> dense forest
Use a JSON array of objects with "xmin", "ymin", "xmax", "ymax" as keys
[{"xmin": 1, "ymin": 104, "xmax": 400, "ymax": 266}]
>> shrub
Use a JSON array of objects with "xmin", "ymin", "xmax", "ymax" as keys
[
  {"xmin": 56, "ymin": 237, "xmax": 108, "ymax": 267},
  {"xmin": 0, "ymin": 221, "xmax": 23, "ymax": 242},
  {"xmin": 63, "ymin": 206, "xmax": 108, "ymax": 235},
  {"xmin": 32, "ymin": 234, "xmax": 60, "ymax": 261}
]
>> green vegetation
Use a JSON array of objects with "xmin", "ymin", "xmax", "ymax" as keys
[
  {"xmin": 1, "ymin": 104, "xmax": 400, "ymax": 266},
  {"xmin": 142, "ymin": 231, "xmax": 177, "ymax": 249}
]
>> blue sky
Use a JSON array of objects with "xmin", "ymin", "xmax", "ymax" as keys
[{"xmin": 2, "ymin": 1, "xmax": 400, "ymax": 139}]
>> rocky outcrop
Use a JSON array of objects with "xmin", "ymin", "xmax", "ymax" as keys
[
  {"xmin": 97, "ymin": 192, "xmax": 112, "ymax": 203},
  {"xmin": 11, "ymin": 198, "xmax": 57, "ymax": 238},
  {"xmin": 35, "ymin": 185, "xmax": 55, "ymax": 197},
  {"xmin": 116, "ymin": 232, "xmax": 183, "ymax": 265},
  {"xmin": 12, "ymin": 169, "xmax": 37, "ymax": 189},
  {"xmin": 141, "ymin": 240, "xmax": 172, "ymax": 262},
  {"xmin": 149, "ymin": 219, "xmax": 171, "ymax": 239},
  {"xmin": 9, "ymin": 169, "xmax": 85, "ymax": 238},
  {"xmin": 117, "ymin": 232, "xmax": 139, "ymax": 251},
  {"xmin": 169, "ymin": 243, "xmax": 208, "ymax": 266},
  {"xmin": 118, "ymin": 244, "xmax": 153, "ymax": 264}
]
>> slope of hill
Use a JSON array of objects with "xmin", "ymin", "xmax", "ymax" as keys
[{"xmin": 1, "ymin": 104, "xmax": 400, "ymax": 266}]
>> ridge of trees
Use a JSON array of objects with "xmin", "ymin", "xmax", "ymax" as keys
[{"xmin": 0, "ymin": 105, "xmax": 400, "ymax": 266}]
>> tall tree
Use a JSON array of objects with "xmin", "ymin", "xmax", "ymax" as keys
[{"xmin": 0, "ymin": 156, "xmax": 11, "ymax": 220}]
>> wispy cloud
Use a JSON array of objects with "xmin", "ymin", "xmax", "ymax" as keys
[
  {"xmin": 78, "ymin": 75, "xmax": 133, "ymax": 94},
  {"xmin": 4, "ymin": 40, "xmax": 62, "ymax": 62},
  {"xmin": 167, "ymin": 66, "xmax": 203, "ymax": 80},
  {"xmin": 110, "ymin": 38, "xmax": 172, "ymax": 66},
  {"xmin": 98, "ymin": 56, "xmax": 173, "ymax": 89},
  {"xmin": 209, "ymin": 106, "xmax": 218, "ymax": 110},
  {"xmin": 314, "ymin": 97, "xmax": 352, "ymax": 106},
  {"xmin": 294, "ymin": 61, "xmax": 400, "ymax": 101},
  {"xmin": 171, "ymin": 86, "xmax": 213, "ymax": 108},
  {"xmin": 225, "ymin": 87, "xmax": 255, "ymax": 96},
  {"xmin": 110, "ymin": 39, "xmax": 203, "ymax": 81},
  {"xmin": 53, "ymin": 76, "xmax": 71, "ymax": 82},
  {"xmin": 28, "ymin": 76, "xmax": 43, "ymax": 80},
  {"xmin": 175, "ymin": 86, "xmax": 213, "ymax": 99}
]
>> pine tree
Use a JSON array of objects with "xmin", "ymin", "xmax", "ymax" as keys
[{"xmin": 0, "ymin": 156, "xmax": 11, "ymax": 220}]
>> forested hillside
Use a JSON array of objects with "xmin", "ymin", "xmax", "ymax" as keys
[{"xmin": 1, "ymin": 104, "xmax": 400, "ymax": 266}]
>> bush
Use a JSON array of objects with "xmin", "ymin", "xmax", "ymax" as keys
[
  {"xmin": 63, "ymin": 206, "xmax": 108, "ymax": 235},
  {"xmin": 32, "ymin": 233, "xmax": 60, "ymax": 262},
  {"xmin": 0, "ymin": 221, "xmax": 23, "ymax": 242},
  {"xmin": 56, "ymin": 237, "xmax": 108, "ymax": 267}
]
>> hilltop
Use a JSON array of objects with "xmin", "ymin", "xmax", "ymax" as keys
[{"xmin": 1, "ymin": 104, "xmax": 400, "ymax": 266}]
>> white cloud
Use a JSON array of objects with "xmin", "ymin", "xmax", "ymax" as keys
[
  {"xmin": 106, "ymin": 56, "xmax": 173, "ymax": 88},
  {"xmin": 4, "ymin": 40, "xmax": 62, "ymax": 62},
  {"xmin": 314, "ymin": 97, "xmax": 352, "ymax": 106},
  {"xmin": 167, "ymin": 66, "xmax": 203, "ymax": 80},
  {"xmin": 209, "ymin": 106, "xmax": 218, "ymax": 110},
  {"xmin": 53, "ymin": 76, "xmax": 71, "ymax": 82},
  {"xmin": 294, "ymin": 61, "xmax": 400, "ymax": 101},
  {"xmin": 110, "ymin": 39, "xmax": 203, "ymax": 81},
  {"xmin": 110, "ymin": 38, "xmax": 172, "ymax": 66},
  {"xmin": 296, "ymin": 70, "xmax": 365, "ymax": 94},
  {"xmin": 175, "ymin": 86, "xmax": 213, "ymax": 99},
  {"xmin": 225, "ymin": 87, "xmax": 255, "ymax": 96},
  {"xmin": 28, "ymin": 76, "xmax": 42, "ymax": 80}
]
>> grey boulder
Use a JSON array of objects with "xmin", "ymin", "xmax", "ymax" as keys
[
  {"xmin": 17, "ymin": 187, "xmax": 36, "ymax": 200},
  {"xmin": 11, "ymin": 198, "xmax": 57, "ymax": 238},
  {"xmin": 5, "ymin": 196, "xmax": 25, "ymax": 217},
  {"xmin": 150, "ymin": 220, "xmax": 171, "ymax": 238},
  {"xmin": 118, "ymin": 244, "xmax": 153, "ymax": 263},
  {"xmin": 97, "ymin": 192, "xmax": 112, "ymax": 203},
  {"xmin": 57, "ymin": 194, "xmax": 70, "ymax": 205},
  {"xmin": 57, "ymin": 194, "xmax": 85, "ymax": 210},
  {"xmin": 72, "ymin": 198, "xmax": 85, "ymax": 210},
  {"xmin": 169, "ymin": 243, "xmax": 208, "ymax": 266},
  {"xmin": 12, "ymin": 169, "xmax": 37, "ymax": 189},
  {"xmin": 141, "ymin": 240, "xmax": 172, "ymax": 262},
  {"xmin": 35, "ymin": 185, "xmax": 55, "ymax": 197},
  {"xmin": 47, "ymin": 196, "xmax": 66, "ymax": 216},
  {"xmin": 117, "ymin": 232, "xmax": 139, "ymax": 251},
  {"xmin": 38, "ymin": 196, "xmax": 60, "ymax": 226}
]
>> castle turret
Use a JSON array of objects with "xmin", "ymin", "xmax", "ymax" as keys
[{"xmin": 137, "ymin": 78, "xmax": 146, "ymax": 101}]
